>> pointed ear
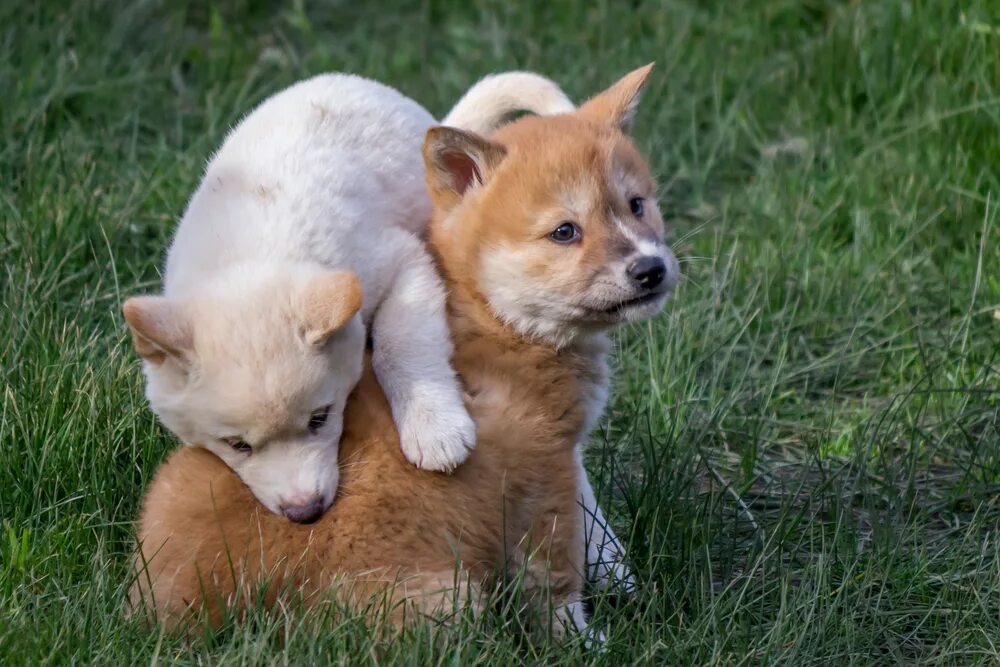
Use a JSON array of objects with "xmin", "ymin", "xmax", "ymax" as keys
[
  {"xmin": 423, "ymin": 126, "xmax": 507, "ymax": 208},
  {"xmin": 578, "ymin": 63, "xmax": 654, "ymax": 133},
  {"xmin": 299, "ymin": 271, "xmax": 363, "ymax": 347},
  {"xmin": 122, "ymin": 296, "xmax": 194, "ymax": 366}
]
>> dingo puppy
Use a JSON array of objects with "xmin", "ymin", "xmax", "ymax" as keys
[
  {"xmin": 130, "ymin": 65, "xmax": 677, "ymax": 639},
  {"xmin": 122, "ymin": 73, "xmax": 573, "ymax": 523}
]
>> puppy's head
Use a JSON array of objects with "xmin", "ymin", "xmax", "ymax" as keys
[
  {"xmin": 123, "ymin": 269, "xmax": 365, "ymax": 523},
  {"xmin": 425, "ymin": 64, "xmax": 679, "ymax": 346}
]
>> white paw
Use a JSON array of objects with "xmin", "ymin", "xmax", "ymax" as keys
[
  {"xmin": 552, "ymin": 601, "xmax": 590, "ymax": 642},
  {"xmin": 596, "ymin": 559, "xmax": 637, "ymax": 595},
  {"xmin": 583, "ymin": 626, "xmax": 608, "ymax": 651},
  {"xmin": 398, "ymin": 394, "xmax": 476, "ymax": 472},
  {"xmin": 587, "ymin": 541, "xmax": 637, "ymax": 595}
]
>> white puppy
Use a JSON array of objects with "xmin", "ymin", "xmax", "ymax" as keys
[{"xmin": 123, "ymin": 73, "xmax": 572, "ymax": 524}]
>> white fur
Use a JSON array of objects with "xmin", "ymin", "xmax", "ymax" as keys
[
  {"xmin": 578, "ymin": 455, "xmax": 636, "ymax": 594},
  {"xmin": 150, "ymin": 74, "xmax": 476, "ymax": 518},
  {"xmin": 570, "ymin": 334, "xmax": 634, "ymax": 595},
  {"xmin": 444, "ymin": 71, "xmax": 575, "ymax": 134}
]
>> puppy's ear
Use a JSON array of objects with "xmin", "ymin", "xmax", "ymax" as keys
[
  {"xmin": 299, "ymin": 271, "xmax": 363, "ymax": 346},
  {"xmin": 578, "ymin": 63, "xmax": 654, "ymax": 133},
  {"xmin": 423, "ymin": 126, "xmax": 507, "ymax": 210},
  {"xmin": 122, "ymin": 297, "xmax": 194, "ymax": 366}
]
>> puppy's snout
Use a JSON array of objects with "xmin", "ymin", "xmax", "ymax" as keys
[
  {"xmin": 628, "ymin": 256, "xmax": 667, "ymax": 291},
  {"xmin": 281, "ymin": 496, "xmax": 326, "ymax": 524}
]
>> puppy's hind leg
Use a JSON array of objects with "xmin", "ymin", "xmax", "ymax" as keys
[
  {"xmin": 347, "ymin": 569, "xmax": 482, "ymax": 632},
  {"xmin": 554, "ymin": 599, "xmax": 607, "ymax": 649},
  {"xmin": 370, "ymin": 232, "xmax": 476, "ymax": 472}
]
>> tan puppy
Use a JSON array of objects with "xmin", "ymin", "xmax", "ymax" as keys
[{"xmin": 130, "ymin": 65, "xmax": 678, "ymax": 639}]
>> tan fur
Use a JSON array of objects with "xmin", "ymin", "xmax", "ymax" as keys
[
  {"xmin": 578, "ymin": 63, "xmax": 653, "ymax": 131},
  {"xmin": 122, "ymin": 297, "xmax": 193, "ymax": 365},
  {"xmin": 131, "ymin": 341, "xmax": 603, "ymax": 630},
  {"xmin": 299, "ymin": 271, "xmax": 363, "ymax": 346},
  {"xmin": 429, "ymin": 71, "xmax": 673, "ymax": 348},
  {"xmin": 130, "ymin": 66, "xmax": 669, "ymax": 636}
]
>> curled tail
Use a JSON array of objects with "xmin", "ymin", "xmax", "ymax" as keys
[{"xmin": 442, "ymin": 71, "xmax": 574, "ymax": 135}]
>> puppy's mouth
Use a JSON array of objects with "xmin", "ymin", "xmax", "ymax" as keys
[
  {"xmin": 576, "ymin": 289, "xmax": 668, "ymax": 324},
  {"xmin": 602, "ymin": 290, "xmax": 665, "ymax": 314}
]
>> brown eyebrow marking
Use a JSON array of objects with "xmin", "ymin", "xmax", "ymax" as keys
[
  {"xmin": 609, "ymin": 139, "xmax": 657, "ymax": 196},
  {"xmin": 609, "ymin": 227, "xmax": 636, "ymax": 256}
]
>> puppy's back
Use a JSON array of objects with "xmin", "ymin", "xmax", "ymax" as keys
[{"xmin": 164, "ymin": 74, "xmax": 436, "ymax": 294}]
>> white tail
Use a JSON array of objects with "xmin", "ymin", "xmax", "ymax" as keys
[{"xmin": 443, "ymin": 71, "xmax": 575, "ymax": 135}]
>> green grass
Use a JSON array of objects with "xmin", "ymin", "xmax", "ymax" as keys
[{"xmin": 3, "ymin": 0, "xmax": 1000, "ymax": 663}]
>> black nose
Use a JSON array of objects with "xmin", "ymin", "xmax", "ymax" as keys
[
  {"xmin": 282, "ymin": 498, "xmax": 325, "ymax": 524},
  {"xmin": 627, "ymin": 256, "xmax": 667, "ymax": 290}
]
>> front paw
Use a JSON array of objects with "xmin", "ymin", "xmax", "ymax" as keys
[
  {"xmin": 398, "ymin": 396, "xmax": 476, "ymax": 472},
  {"xmin": 587, "ymin": 540, "xmax": 637, "ymax": 595},
  {"xmin": 592, "ymin": 558, "xmax": 637, "ymax": 595}
]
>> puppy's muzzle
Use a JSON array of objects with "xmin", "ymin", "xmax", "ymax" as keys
[{"xmin": 627, "ymin": 255, "xmax": 667, "ymax": 290}]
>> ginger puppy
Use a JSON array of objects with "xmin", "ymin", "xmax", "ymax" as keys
[
  {"xmin": 123, "ymin": 73, "xmax": 570, "ymax": 523},
  {"xmin": 131, "ymin": 65, "xmax": 677, "ymax": 638}
]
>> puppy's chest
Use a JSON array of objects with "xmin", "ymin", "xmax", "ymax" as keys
[
  {"xmin": 578, "ymin": 369, "xmax": 611, "ymax": 439},
  {"xmin": 465, "ymin": 370, "xmax": 590, "ymax": 450}
]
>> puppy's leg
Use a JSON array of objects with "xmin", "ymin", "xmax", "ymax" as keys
[
  {"xmin": 553, "ymin": 598, "xmax": 607, "ymax": 648},
  {"xmin": 578, "ymin": 460, "xmax": 636, "ymax": 594},
  {"xmin": 347, "ymin": 569, "xmax": 482, "ymax": 631},
  {"xmin": 396, "ymin": 570, "xmax": 483, "ymax": 627},
  {"xmin": 519, "ymin": 484, "xmax": 595, "ymax": 645},
  {"xmin": 370, "ymin": 234, "xmax": 475, "ymax": 471}
]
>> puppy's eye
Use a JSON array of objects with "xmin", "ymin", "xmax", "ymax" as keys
[
  {"xmin": 308, "ymin": 405, "xmax": 331, "ymax": 433},
  {"xmin": 549, "ymin": 222, "xmax": 580, "ymax": 244},
  {"xmin": 224, "ymin": 437, "xmax": 252, "ymax": 454},
  {"xmin": 629, "ymin": 197, "xmax": 645, "ymax": 218}
]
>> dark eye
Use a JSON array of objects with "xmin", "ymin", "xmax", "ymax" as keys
[
  {"xmin": 629, "ymin": 197, "xmax": 645, "ymax": 217},
  {"xmin": 308, "ymin": 405, "xmax": 331, "ymax": 433},
  {"xmin": 225, "ymin": 438, "xmax": 252, "ymax": 454},
  {"xmin": 549, "ymin": 222, "xmax": 580, "ymax": 244}
]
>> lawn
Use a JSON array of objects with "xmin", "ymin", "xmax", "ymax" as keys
[{"xmin": 2, "ymin": 0, "xmax": 1000, "ymax": 664}]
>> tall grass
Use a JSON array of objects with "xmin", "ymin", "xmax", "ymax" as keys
[{"xmin": 2, "ymin": 1, "xmax": 999, "ymax": 663}]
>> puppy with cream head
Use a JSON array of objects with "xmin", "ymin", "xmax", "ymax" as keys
[{"xmin": 123, "ymin": 73, "xmax": 575, "ymax": 524}]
